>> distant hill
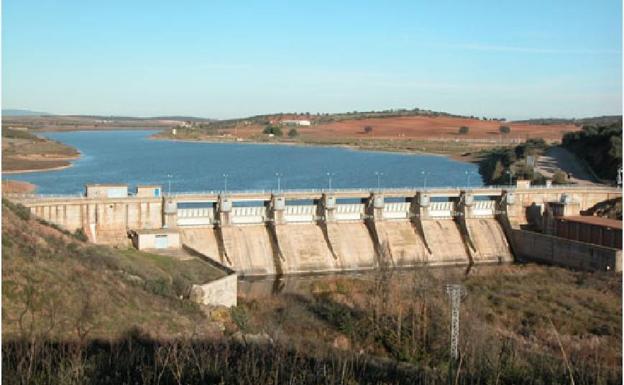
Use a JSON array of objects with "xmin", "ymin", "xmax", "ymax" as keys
[
  {"xmin": 512, "ymin": 115, "xmax": 622, "ymax": 127},
  {"xmin": 2, "ymin": 109, "xmax": 53, "ymax": 116}
]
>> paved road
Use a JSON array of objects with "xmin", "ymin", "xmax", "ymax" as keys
[{"xmin": 535, "ymin": 146, "xmax": 599, "ymax": 185}]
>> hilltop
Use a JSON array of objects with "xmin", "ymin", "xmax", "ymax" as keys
[{"xmin": 156, "ymin": 108, "xmax": 580, "ymax": 158}]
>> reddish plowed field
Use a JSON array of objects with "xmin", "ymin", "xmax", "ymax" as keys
[{"xmin": 300, "ymin": 116, "xmax": 576, "ymax": 141}]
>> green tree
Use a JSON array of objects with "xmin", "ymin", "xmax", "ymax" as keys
[
  {"xmin": 492, "ymin": 160, "xmax": 505, "ymax": 181},
  {"xmin": 458, "ymin": 126, "xmax": 469, "ymax": 135},
  {"xmin": 263, "ymin": 125, "xmax": 283, "ymax": 137},
  {"xmin": 499, "ymin": 125, "xmax": 511, "ymax": 135},
  {"xmin": 288, "ymin": 128, "xmax": 299, "ymax": 138}
]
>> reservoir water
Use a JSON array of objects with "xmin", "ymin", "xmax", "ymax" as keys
[{"xmin": 5, "ymin": 130, "xmax": 483, "ymax": 194}]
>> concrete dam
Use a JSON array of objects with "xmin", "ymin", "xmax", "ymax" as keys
[{"xmin": 10, "ymin": 184, "xmax": 621, "ymax": 276}]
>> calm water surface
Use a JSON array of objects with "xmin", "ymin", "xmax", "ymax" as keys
[{"xmin": 5, "ymin": 130, "xmax": 482, "ymax": 194}]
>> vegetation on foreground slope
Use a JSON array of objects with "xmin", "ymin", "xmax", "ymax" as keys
[{"xmin": 2, "ymin": 198, "xmax": 621, "ymax": 383}]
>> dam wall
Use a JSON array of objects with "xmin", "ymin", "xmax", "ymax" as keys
[
  {"xmin": 9, "ymin": 184, "xmax": 620, "ymax": 276},
  {"xmin": 513, "ymin": 229, "xmax": 621, "ymax": 272}
]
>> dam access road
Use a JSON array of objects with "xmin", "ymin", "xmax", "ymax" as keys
[{"xmin": 9, "ymin": 183, "xmax": 622, "ymax": 276}]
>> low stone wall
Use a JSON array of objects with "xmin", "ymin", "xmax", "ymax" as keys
[
  {"xmin": 513, "ymin": 229, "xmax": 621, "ymax": 272},
  {"xmin": 189, "ymin": 274, "xmax": 237, "ymax": 307}
]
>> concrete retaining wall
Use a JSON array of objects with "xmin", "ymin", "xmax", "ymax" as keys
[
  {"xmin": 189, "ymin": 274, "xmax": 237, "ymax": 307},
  {"xmin": 513, "ymin": 229, "xmax": 621, "ymax": 272}
]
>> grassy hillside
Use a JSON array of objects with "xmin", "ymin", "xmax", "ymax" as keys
[
  {"xmin": 2, "ymin": 198, "xmax": 621, "ymax": 383},
  {"xmin": 2, "ymin": 199, "xmax": 224, "ymax": 340},
  {"xmin": 513, "ymin": 115, "xmax": 621, "ymax": 127}
]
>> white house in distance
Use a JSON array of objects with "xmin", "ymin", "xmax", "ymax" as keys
[{"xmin": 280, "ymin": 119, "xmax": 311, "ymax": 126}]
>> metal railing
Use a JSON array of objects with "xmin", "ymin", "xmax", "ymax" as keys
[{"xmin": 4, "ymin": 183, "xmax": 619, "ymax": 201}]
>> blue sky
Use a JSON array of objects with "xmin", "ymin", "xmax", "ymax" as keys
[{"xmin": 2, "ymin": 0, "xmax": 622, "ymax": 119}]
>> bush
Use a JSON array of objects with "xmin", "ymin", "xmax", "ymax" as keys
[
  {"xmin": 552, "ymin": 170, "xmax": 568, "ymax": 185},
  {"xmin": 262, "ymin": 125, "xmax": 283, "ymax": 137},
  {"xmin": 499, "ymin": 125, "xmax": 511, "ymax": 135},
  {"xmin": 364, "ymin": 125, "xmax": 373, "ymax": 134},
  {"xmin": 73, "ymin": 228, "xmax": 89, "ymax": 242},
  {"xmin": 288, "ymin": 128, "xmax": 299, "ymax": 138},
  {"xmin": 458, "ymin": 126, "xmax": 470, "ymax": 135},
  {"xmin": 5, "ymin": 200, "xmax": 31, "ymax": 221},
  {"xmin": 562, "ymin": 122, "xmax": 622, "ymax": 180}
]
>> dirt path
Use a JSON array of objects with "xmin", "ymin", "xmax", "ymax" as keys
[{"xmin": 535, "ymin": 146, "xmax": 600, "ymax": 185}]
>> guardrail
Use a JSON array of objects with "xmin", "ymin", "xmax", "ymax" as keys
[{"xmin": 4, "ymin": 184, "xmax": 619, "ymax": 201}]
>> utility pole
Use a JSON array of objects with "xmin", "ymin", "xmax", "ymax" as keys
[{"xmin": 445, "ymin": 284, "xmax": 466, "ymax": 361}]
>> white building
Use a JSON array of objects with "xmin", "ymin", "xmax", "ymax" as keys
[{"xmin": 281, "ymin": 119, "xmax": 311, "ymax": 126}]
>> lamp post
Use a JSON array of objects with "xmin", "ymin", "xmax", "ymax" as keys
[
  {"xmin": 223, "ymin": 173, "xmax": 229, "ymax": 195},
  {"xmin": 374, "ymin": 171, "xmax": 383, "ymax": 192},
  {"xmin": 167, "ymin": 174, "xmax": 172, "ymax": 196},
  {"xmin": 275, "ymin": 172, "xmax": 282, "ymax": 193},
  {"xmin": 505, "ymin": 170, "xmax": 513, "ymax": 186},
  {"xmin": 464, "ymin": 171, "xmax": 473, "ymax": 188},
  {"xmin": 421, "ymin": 171, "xmax": 430, "ymax": 189},
  {"xmin": 326, "ymin": 172, "xmax": 335, "ymax": 191}
]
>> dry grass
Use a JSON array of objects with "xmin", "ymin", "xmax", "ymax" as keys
[
  {"xmin": 2, "ymin": 129, "xmax": 79, "ymax": 172},
  {"xmin": 1, "ymin": 199, "xmax": 225, "ymax": 340}
]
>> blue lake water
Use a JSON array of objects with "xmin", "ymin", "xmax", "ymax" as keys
[{"xmin": 4, "ymin": 130, "xmax": 483, "ymax": 194}]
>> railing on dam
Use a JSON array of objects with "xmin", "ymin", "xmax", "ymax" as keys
[
  {"xmin": 470, "ymin": 200, "xmax": 497, "ymax": 218},
  {"xmin": 231, "ymin": 206, "xmax": 266, "ymax": 224},
  {"xmin": 177, "ymin": 208, "xmax": 214, "ymax": 226},
  {"xmin": 335, "ymin": 203, "xmax": 365, "ymax": 221},
  {"xmin": 284, "ymin": 205, "xmax": 317, "ymax": 223},
  {"xmin": 7, "ymin": 183, "xmax": 618, "ymax": 202},
  {"xmin": 383, "ymin": 202, "xmax": 411, "ymax": 219},
  {"xmin": 428, "ymin": 201, "xmax": 455, "ymax": 218}
]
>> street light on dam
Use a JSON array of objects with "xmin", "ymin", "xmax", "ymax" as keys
[
  {"xmin": 374, "ymin": 171, "xmax": 383, "ymax": 191},
  {"xmin": 464, "ymin": 171, "xmax": 475, "ymax": 188},
  {"xmin": 275, "ymin": 172, "xmax": 282, "ymax": 193},
  {"xmin": 421, "ymin": 171, "xmax": 430, "ymax": 189},
  {"xmin": 223, "ymin": 173, "xmax": 229, "ymax": 195},
  {"xmin": 326, "ymin": 172, "xmax": 335, "ymax": 191},
  {"xmin": 505, "ymin": 170, "xmax": 513, "ymax": 186}
]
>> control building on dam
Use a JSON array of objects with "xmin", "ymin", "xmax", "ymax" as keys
[{"xmin": 10, "ymin": 182, "xmax": 622, "ymax": 275}]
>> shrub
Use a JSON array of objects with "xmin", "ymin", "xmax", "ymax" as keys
[
  {"xmin": 262, "ymin": 125, "xmax": 283, "ymax": 137},
  {"xmin": 552, "ymin": 170, "xmax": 568, "ymax": 185},
  {"xmin": 73, "ymin": 228, "xmax": 89, "ymax": 242},
  {"xmin": 11, "ymin": 202, "xmax": 31, "ymax": 221},
  {"xmin": 288, "ymin": 128, "xmax": 299, "ymax": 138},
  {"xmin": 458, "ymin": 126, "xmax": 469, "ymax": 135},
  {"xmin": 364, "ymin": 125, "xmax": 373, "ymax": 134},
  {"xmin": 230, "ymin": 306, "xmax": 250, "ymax": 332},
  {"xmin": 499, "ymin": 125, "xmax": 511, "ymax": 135}
]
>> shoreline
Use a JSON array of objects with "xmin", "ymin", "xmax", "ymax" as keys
[
  {"xmin": 2, "ymin": 163, "xmax": 74, "ymax": 174},
  {"xmin": 149, "ymin": 134, "xmax": 473, "ymax": 162},
  {"xmin": 2, "ymin": 152, "xmax": 81, "ymax": 175}
]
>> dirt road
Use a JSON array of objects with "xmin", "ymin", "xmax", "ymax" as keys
[{"xmin": 535, "ymin": 146, "xmax": 600, "ymax": 185}]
